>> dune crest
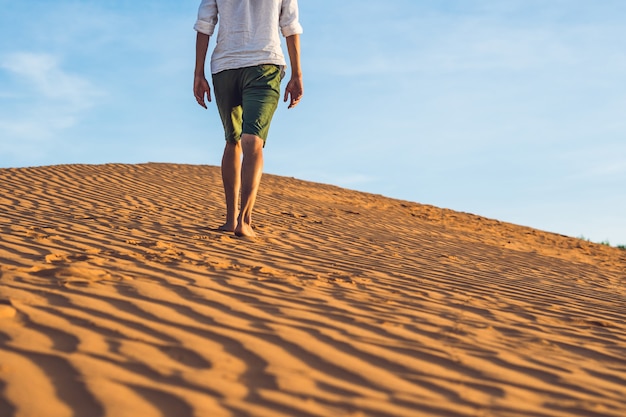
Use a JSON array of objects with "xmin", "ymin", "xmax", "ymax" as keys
[{"xmin": 1, "ymin": 163, "xmax": 625, "ymax": 417}]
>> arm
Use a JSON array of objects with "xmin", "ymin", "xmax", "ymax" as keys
[
  {"xmin": 194, "ymin": 32, "xmax": 211, "ymax": 109},
  {"xmin": 284, "ymin": 34, "xmax": 303, "ymax": 109}
]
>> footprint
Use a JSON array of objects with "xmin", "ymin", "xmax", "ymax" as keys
[{"xmin": 0, "ymin": 299, "xmax": 17, "ymax": 319}]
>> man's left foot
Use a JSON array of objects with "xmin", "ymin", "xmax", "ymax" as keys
[{"xmin": 217, "ymin": 222, "xmax": 236, "ymax": 232}]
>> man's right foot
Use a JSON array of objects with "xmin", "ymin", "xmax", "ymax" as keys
[{"xmin": 234, "ymin": 223, "xmax": 256, "ymax": 239}]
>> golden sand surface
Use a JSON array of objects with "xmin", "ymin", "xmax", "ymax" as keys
[{"xmin": 1, "ymin": 163, "xmax": 625, "ymax": 417}]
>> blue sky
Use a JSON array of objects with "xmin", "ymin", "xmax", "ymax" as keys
[{"xmin": 1, "ymin": 0, "xmax": 625, "ymax": 245}]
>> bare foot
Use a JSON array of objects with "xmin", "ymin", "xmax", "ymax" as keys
[
  {"xmin": 234, "ymin": 222, "xmax": 256, "ymax": 239},
  {"xmin": 217, "ymin": 222, "xmax": 236, "ymax": 232}
]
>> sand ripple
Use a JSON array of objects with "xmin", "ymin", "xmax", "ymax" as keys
[{"xmin": 1, "ymin": 163, "xmax": 625, "ymax": 417}]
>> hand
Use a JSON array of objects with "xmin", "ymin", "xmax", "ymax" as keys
[
  {"xmin": 284, "ymin": 76, "xmax": 303, "ymax": 109},
  {"xmin": 194, "ymin": 74, "xmax": 211, "ymax": 109}
]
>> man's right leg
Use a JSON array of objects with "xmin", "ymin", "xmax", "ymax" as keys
[{"xmin": 219, "ymin": 141, "xmax": 242, "ymax": 232}]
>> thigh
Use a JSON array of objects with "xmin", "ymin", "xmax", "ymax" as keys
[
  {"xmin": 240, "ymin": 65, "xmax": 282, "ymax": 144},
  {"xmin": 212, "ymin": 69, "xmax": 244, "ymax": 143}
]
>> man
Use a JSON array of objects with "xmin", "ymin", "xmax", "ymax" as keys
[{"xmin": 193, "ymin": 0, "xmax": 303, "ymax": 238}]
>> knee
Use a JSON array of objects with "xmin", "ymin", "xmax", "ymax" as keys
[
  {"xmin": 241, "ymin": 134, "xmax": 264, "ymax": 153},
  {"xmin": 225, "ymin": 141, "xmax": 240, "ymax": 151}
]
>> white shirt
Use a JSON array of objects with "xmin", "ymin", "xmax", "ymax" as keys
[{"xmin": 194, "ymin": 0, "xmax": 303, "ymax": 74}]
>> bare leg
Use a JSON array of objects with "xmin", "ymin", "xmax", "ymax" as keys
[
  {"xmin": 235, "ymin": 134, "xmax": 264, "ymax": 238},
  {"xmin": 219, "ymin": 141, "xmax": 242, "ymax": 231}
]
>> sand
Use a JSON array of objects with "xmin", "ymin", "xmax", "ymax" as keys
[{"xmin": 0, "ymin": 163, "xmax": 625, "ymax": 417}]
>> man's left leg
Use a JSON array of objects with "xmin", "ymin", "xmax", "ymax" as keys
[
  {"xmin": 235, "ymin": 133, "xmax": 264, "ymax": 238},
  {"xmin": 219, "ymin": 141, "xmax": 242, "ymax": 232},
  {"xmin": 212, "ymin": 69, "xmax": 244, "ymax": 232}
]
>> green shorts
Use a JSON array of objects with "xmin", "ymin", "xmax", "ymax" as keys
[{"xmin": 212, "ymin": 64, "xmax": 282, "ymax": 146}]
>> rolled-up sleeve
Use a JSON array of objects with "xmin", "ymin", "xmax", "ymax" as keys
[
  {"xmin": 280, "ymin": 0, "xmax": 303, "ymax": 37},
  {"xmin": 194, "ymin": 0, "xmax": 218, "ymax": 36}
]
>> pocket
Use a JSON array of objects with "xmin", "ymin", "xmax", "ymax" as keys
[{"xmin": 259, "ymin": 64, "xmax": 280, "ymax": 76}]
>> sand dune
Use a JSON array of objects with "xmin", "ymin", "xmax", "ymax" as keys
[{"xmin": 1, "ymin": 163, "xmax": 625, "ymax": 417}]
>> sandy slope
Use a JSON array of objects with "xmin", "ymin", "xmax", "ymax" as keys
[{"xmin": 0, "ymin": 163, "xmax": 625, "ymax": 417}]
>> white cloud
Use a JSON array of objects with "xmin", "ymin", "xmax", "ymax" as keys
[
  {"xmin": 1, "ymin": 52, "xmax": 100, "ymax": 110},
  {"xmin": 0, "ymin": 52, "xmax": 104, "ymax": 161}
]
